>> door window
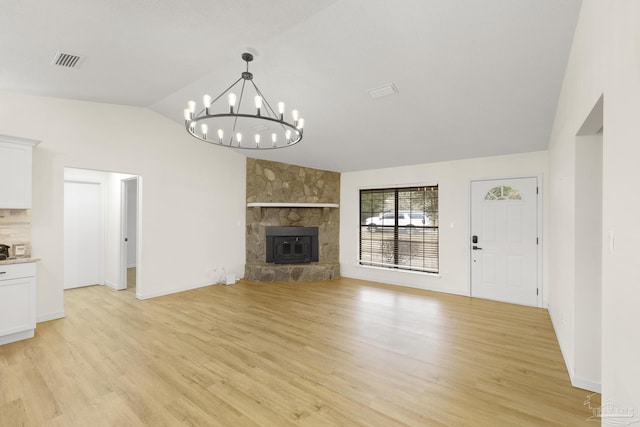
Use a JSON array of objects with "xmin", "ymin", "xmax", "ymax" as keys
[{"xmin": 484, "ymin": 185, "xmax": 522, "ymax": 201}]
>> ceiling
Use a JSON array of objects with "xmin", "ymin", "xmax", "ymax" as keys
[{"xmin": 0, "ymin": 0, "xmax": 582, "ymax": 172}]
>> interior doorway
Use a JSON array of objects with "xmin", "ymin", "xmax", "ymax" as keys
[
  {"xmin": 63, "ymin": 168, "xmax": 141, "ymax": 296},
  {"xmin": 120, "ymin": 177, "xmax": 139, "ymax": 295}
]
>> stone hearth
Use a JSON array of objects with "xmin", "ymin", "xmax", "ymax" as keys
[{"xmin": 245, "ymin": 158, "xmax": 340, "ymax": 281}]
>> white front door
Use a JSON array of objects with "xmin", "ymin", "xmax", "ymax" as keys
[
  {"xmin": 470, "ymin": 177, "xmax": 539, "ymax": 306},
  {"xmin": 64, "ymin": 181, "xmax": 103, "ymax": 289}
]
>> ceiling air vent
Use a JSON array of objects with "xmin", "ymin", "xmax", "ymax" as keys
[
  {"xmin": 51, "ymin": 51, "xmax": 84, "ymax": 69},
  {"xmin": 367, "ymin": 83, "xmax": 399, "ymax": 100}
]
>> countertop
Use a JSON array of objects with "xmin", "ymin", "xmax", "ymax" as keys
[{"xmin": 0, "ymin": 257, "xmax": 40, "ymax": 266}]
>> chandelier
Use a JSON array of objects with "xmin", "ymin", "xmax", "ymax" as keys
[{"xmin": 184, "ymin": 52, "xmax": 304, "ymax": 149}]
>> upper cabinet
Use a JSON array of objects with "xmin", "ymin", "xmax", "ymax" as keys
[{"xmin": 0, "ymin": 135, "xmax": 40, "ymax": 209}]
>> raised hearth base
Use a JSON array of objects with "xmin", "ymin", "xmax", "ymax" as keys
[{"xmin": 245, "ymin": 262, "xmax": 340, "ymax": 282}]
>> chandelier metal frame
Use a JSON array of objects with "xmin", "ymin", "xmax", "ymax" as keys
[{"xmin": 184, "ymin": 52, "xmax": 304, "ymax": 150}]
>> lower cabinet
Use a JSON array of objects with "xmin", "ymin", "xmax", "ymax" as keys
[{"xmin": 0, "ymin": 262, "xmax": 36, "ymax": 345}]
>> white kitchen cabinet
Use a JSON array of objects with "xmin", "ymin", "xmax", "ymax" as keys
[
  {"xmin": 0, "ymin": 135, "xmax": 40, "ymax": 209},
  {"xmin": 0, "ymin": 262, "xmax": 36, "ymax": 345}
]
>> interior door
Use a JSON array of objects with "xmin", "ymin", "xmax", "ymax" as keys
[
  {"xmin": 470, "ymin": 177, "xmax": 538, "ymax": 306},
  {"xmin": 119, "ymin": 177, "xmax": 139, "ymax": 291},
  {"xmin": 64, "ymin": 181, "xmax": 102, "ymax": 289}
]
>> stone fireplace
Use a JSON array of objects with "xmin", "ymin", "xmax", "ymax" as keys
[{"xmin": 245, "ymin": 158, "xmax": 340, "ymax": 281}]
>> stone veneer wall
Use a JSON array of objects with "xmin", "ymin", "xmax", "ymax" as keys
[
  {"xmin": 245, "ymin": 158, "xmax": 340, "ymax": 281},
  {"xmin": 0, "ymin": 209, "xmax": 32, "ymax": 257}
]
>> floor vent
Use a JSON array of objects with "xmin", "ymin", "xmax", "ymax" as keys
[{"xmin": 51, "ymin": 52, "xmax": 84, "ymax": 69}]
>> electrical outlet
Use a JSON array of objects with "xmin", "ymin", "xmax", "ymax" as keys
[{"xmin": 13, "ymin": 244, "xmax": 26, "ymax": 257}]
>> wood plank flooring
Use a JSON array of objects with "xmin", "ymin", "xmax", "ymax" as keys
[{"xmin": 0, "ymin": 278, "xmax": 599, "ymax": 426}]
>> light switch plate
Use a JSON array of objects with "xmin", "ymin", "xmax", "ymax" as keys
[{"xmin": 13, "ymin": 244, "xmax": 26, "ymax": 256}]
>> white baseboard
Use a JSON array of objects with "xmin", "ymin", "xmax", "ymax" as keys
[
  {"xmin": 37, "ymin": 311, "xmax": 65, "ymax": 323},
  {"xmin": 549, "ymin": 308, "xmax": 574, "ymax": 378},
  {"xmin": 0, "ymin": 329, "xmax": 34, "ymax": 345},
  {"xmin": 137, "ymin": 281, "xmax": 222, "ymax": 300},
  {"xmin": 549, "ymin": 309, "xmax": 601, "ymax": 394},
  {"xmin": 572, "ymin": 377, "xmax": 601, "ymax": 393},
  {"xmin": 104, "ymin": 280, "xmax": 122, "ymax": 290},
  {"xmin": 341, "ymin": 270, "xmax": 468, "ymax": 297}
]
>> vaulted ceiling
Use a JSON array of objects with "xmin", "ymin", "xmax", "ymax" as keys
[{"xmin": 0, "ymin": 0, "xmax": 582, "ymax": 172}]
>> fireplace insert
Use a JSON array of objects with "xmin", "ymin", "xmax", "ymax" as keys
[{"xmin": 266, "ymin": 226, "xmax": 319, "ymax": 264}]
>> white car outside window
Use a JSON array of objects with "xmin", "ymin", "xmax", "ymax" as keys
[{"xmin": 365, "ymin": 212, "xmax": 429, "ymax": 231}]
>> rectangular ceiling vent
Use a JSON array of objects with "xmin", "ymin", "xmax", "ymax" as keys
[
  {"xmin": 367, "ymin": 83, "xmax": 399, "ymax": 100},
  {"xmin": 51, "ymin": 51, "xmax": 84, "ymax": 69}
]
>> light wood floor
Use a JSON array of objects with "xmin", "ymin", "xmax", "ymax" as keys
[
  {"xmin": 126, "ymin": 267, "xmax": 136, "ymax": 292},
  {"xmin": 0, "ymin": 278, "xmax": 599, "ymax": 426}
]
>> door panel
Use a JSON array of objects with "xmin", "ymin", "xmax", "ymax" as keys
[
  {"xmin": 482, "ymin": 206, "xmax": 497, "ymax": 241},
  {"xmin": 507, "ymin": 206, "xmax": 522, "ymax": 243},
  {"xmin": 471, "ymin": 177, "xmax": 538, "ymax": 306},
  {"xmin": 482, "ymin": 254, "xmax": 497, "ymax": 284},
  {"xmin": 507, "ymin": 256, "xmax": 523, "ymax": 288},
  {"xmin": 64, "ymin": 181, "xmax": 102, "ymax": 289}
]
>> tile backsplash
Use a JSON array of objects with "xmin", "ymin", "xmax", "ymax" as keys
[{"xmin": 0, "ymin": 209, "xmax": 31, "ymax": 256}]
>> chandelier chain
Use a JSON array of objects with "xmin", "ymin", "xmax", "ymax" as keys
[{"xmin": 230, "ymin": 79, "xmax": 248, "ymax": 146}]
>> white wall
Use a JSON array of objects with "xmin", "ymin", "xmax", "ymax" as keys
[
  {"xmin": 574, "ymin": 134, "xmax": 602, "ymax": 390},
  {"xmin": 548, "ymin": 0, "xmax": 640, "ymax": 413},
  {"xmin": 0, "ymin": 91, "xmax": 246, "ymax": 321},
  {"xmin": 340, "ymin": 151, "xmax": 548, "ymax": 300}
]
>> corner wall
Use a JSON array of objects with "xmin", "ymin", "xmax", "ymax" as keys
[{"xmin": 548, "ymin": 0, "xmax": 640, "ymax": 412}]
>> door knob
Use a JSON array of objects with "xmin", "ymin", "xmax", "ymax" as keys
[{"xmin": 472, "ymin": 245, "xmax": 482, "ymax": 250}]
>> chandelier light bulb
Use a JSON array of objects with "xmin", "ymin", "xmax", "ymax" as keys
[
  {"xmin": 187, "ymin": 100, "xmax": 196, "ymax": 114},
  {"xmin": 292, "ymin": 109, "xmax": 299, "ymax": 122},
  {"xmin": 183, "ymin": 108, "xmax": 191, "ymax": 121},
  {"xmin": 297, "ymin": 118, "xmax": 305, "ymax": 130},
  {"xmin": 203, "ymin": 94, "xmax": 212, "ymax": 113},
  {"xmin": 201, "ymin": 124, "xmax": 208, "ymax": 139},
  {"xmin": 228, "ymin": 93, "xmax": 237, "ymax": 113},
  {"xmin": 254, "ymin": 95, "xmax": 262, "ymax": 116},
  {"xmin": 278, "ymin": 102, "xmax": 285, "ymax": 120},
  {"xmin": 217, "ymin": 129, "xmax": 224, "ymax": 143},
  {"xmin": 255, "ymin": 134, "xmax": 260, "ymax": 147},
  {"xmin": 272, "ymin": 133, "xmax": 277, "ymax": 147},
  {"xmin": 285, "ymin": 129, "xmax": 292, "ymax": 143},
  {"xmin": 236, "ymin": 132, "xmax": 242, "ymax": 143},
  {"xmin": 189, "ymin": 121, "xmax": 196, "ymax": 131}
]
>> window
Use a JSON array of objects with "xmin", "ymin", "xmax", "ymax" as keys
[
  {"xmin": 359, "ymin": 186, "xmax": 439, "ymax": 273},
  {"xmin": 484, "ymin": 185, "xmax": 522, "ymax": 200}
]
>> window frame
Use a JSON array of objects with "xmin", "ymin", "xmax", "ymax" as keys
[{"xmin": 359, "ymin": 185, "xmax": 439, "ymax": 274}]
